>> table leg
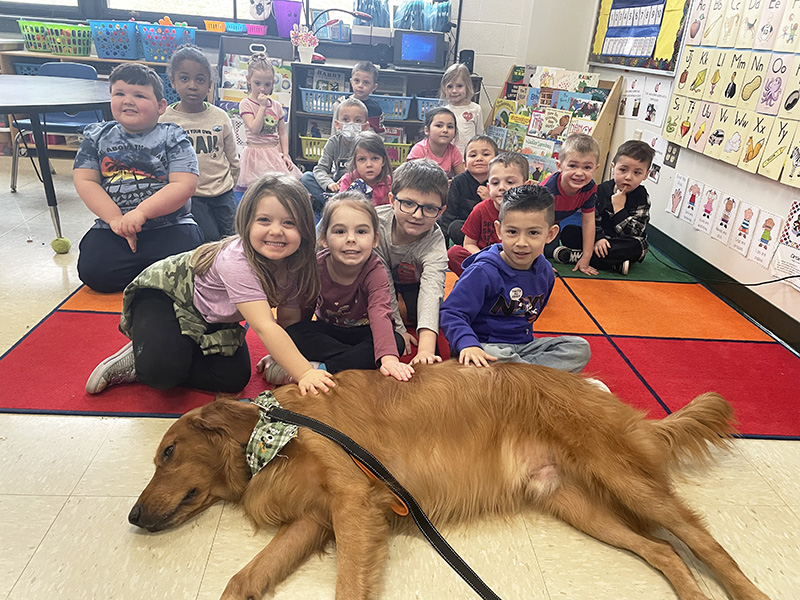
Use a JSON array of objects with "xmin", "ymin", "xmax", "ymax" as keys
[{"xmin": 27, "ymin": 114, "xmax": 63, "ymax": 239}]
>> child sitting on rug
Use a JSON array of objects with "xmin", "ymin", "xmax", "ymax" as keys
[
  {"xmin": 85, "ymin": 175, "xmax": 334, "ymax": 397},
  {"xmin": 73, "ymin": 63, "xmax": 203, "ymax": 294},
  {"xmin": 375, "ymin": 160, "xmax": 449, "ymax": 365},
  {"xmin": 585, "ymin": 140, "xmax": 655, "ymax": 275},
  {"xmin": 438, "ymin": 135, "xmax": 498, "ymax": 246},
  {"xmin": 259, "ymin": 192, "xmax": 411, "ymax": 384},
  {"xmin": 447, "ymin": 151, "xmax": 528, "ymax": 276},
  {"xmin": 541, "ymin": 133, "xmax": 600, "ymax": 276},
  {"xmin": 440, "ymin": 185, "xmax": 591, "ymax": 373}
]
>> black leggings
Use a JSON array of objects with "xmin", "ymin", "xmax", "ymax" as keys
[
  {"xmin": 129, "ymin": 289, "xmax": 251, "ymax": 393},
  {"xmin": 286, "ymin": 320, "xmax": 405, "ymax": 373}
]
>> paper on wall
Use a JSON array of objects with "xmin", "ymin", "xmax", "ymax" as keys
[
  {"xmin": 710, "ymin": 194, "xmax": 739, "ymax": 245},
  {"xmin": 747, "ymin": 210, "xmax": 784, "ymax": 267},
  {"xmin": 694, "ymin": 185, "xmax": 722, "ymax": 234},
  {"xmin": 728, "ymin": 201, "xmax": 761, "ymax": 256},
  {"xmin": 666, "ymin": 172, "xmax": 688, "ymax": 216},
  {"xmin": 680, "ymin": 178, "xmax": 705, "ymax": 224}
]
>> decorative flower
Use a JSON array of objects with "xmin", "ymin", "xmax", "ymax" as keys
[{"xmin": 290, "ymin": 24, "xmax": 318, "ymax": 47}]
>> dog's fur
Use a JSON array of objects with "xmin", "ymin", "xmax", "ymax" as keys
[{"xmin": 130, "ymin": 361, "xmax": 768, "ymax": 600}]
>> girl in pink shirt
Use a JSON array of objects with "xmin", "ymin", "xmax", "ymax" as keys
[
  {"xmin": 407, "ymin": 107, "xmax": 465, "ymax": 177},
  {"xmin": 337, "ymin": 131, "xmax": 393, "ymax": 206},
  {"xmin": 261, "ymin": 192, "xmax": 413, "ymax": 382},
  {"xmin": 86, "ymin": 175, "xmax": 334, "ymax": 397}
]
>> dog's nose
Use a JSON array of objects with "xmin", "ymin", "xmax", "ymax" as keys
[{"xmin": 128, "ymin": 504, "xmax": 142, "ymax": 526}]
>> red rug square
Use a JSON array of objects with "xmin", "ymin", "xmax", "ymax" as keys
[{"xmin": 613, "ymin": 337, "xmax": 800, "ymax": 438}]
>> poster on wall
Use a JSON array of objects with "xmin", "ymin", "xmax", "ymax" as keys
[
  {"xmin": 747, "ymin": 210, "xmax": 784, "ymax": 268},
  {"xmin": 694, "ymin": 185, "xmax": 721, "ymax": 233},
  {"xmin": 679, "ymin": 177, "xmax": 705, "ymax": 223},
  {"xmin": 642, "ymin": 76, "xmax": 672, "ymax": 126},
  {"xmin": 710, "ymin": 193, "xmax": 739, "ymax": 245},
  {"xmin": 728, "ymin": 201, "xmax": 761, "ymax": 256},
  {"xmin": 772, "ymin": 200, "xmax": 800, "ymax": 292},
  {"xmin": 589, "ymin": 0, "xmax": 692, "ymax": 73},
  {"xmin": 667, "ymin": 171, "xmax": 688, "ymax": 215}
]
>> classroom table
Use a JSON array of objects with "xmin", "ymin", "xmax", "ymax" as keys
[{"xmin": 0, "ymin": 74, "xmax": 111, "ymax": 240}]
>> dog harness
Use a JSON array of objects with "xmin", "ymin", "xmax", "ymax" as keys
[{"xmin": 245, "ymin": 391, "xmax": 298, "ymax": 477}]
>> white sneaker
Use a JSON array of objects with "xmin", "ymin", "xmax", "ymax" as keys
[
  {"xmin": 86, "ymin": 341, "xmax": 137, "ymax": 394},
  {"xmin": 553, "ymin": 246, "xmax": 583, "ymax": 264},
  {"xmin": 586, "ymin": 377, "xmax": 610, "ymax": 393}
]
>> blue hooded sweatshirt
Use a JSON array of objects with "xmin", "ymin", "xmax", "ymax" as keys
[{"xmin": 440, "ymin": 244, "xmax": 554, "ymax": 354}]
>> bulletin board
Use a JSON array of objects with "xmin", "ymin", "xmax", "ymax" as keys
[{"xmin": 588, "ymin": 0, "xmax": 691, "ymax": 73}]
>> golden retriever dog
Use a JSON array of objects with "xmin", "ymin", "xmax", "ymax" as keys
[{"xmin": 129, "ymin": 361, "xmax": 768, "ymax": 600}]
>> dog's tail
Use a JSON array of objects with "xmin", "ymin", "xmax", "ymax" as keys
[{"xmin": 651, "ymin": 392, "xmax": 737, "ymax": 466}]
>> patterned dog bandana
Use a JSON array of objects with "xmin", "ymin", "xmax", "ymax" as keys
[{"xmin": 246, "ymin": 391, "xmax": 298, "ymax": 477}]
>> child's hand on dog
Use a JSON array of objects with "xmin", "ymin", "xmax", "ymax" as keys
[
  {"xmin": 379, "ymin": 356, "xmax": 414, "ymax": 381},
  {"xmin": 297, "ymin": 368, "xmax": 336, "ymax": 395},
  {"xmin": 458, "ymin": 346, "xmax": 498, "ymax": 367}
]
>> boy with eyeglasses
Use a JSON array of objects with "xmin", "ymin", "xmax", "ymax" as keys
[
  {"xmin": 375, "ymin": 160, "xmax": 449, "ymax": 365},
  {"xmin": 447, "ymin": 152, "xmax": 529, "ymax": 276}
]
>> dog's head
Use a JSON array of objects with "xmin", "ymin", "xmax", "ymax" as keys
[{"xmin": 129, "ymin": 399, "xmax": 258, "ymax": 532}]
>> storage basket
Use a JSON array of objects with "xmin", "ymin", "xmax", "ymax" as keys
[
  {"xmin": 204, "ymin": 20, "xmax": 225, "ymax": 32},
  {"xmin": 274, "ymin": 0, "xmax": 302, "ymax": 38},
  {"xmin": 225, "ymin": 22, "xmax": 246, "ymax": 34},
  {"xmin": 373, "ymin": 94, "xmax": 412, "ymax": 120},
  {"xmin": 415, "ymin": 96, "xmax": 444, "ymax": 121},
  {"xmin": 13, "ymin": 62, "xmax": 43, "ymax": 76},
  {"xmin": 46, "ymin": 23, "xmax": 92, "ymax": 56},
  {"xmin": 159, "ymin": 72, "xmax": 180, "ymax": 105},
  {"xmin": 17, "ymin": 20, "xmax": 51, "ymax": 52},
  {"xmin": 89, "ymin": 20, "xmax": 142, "ymax": 60},
  {"xmin": 299, "ymin": 88, "xmax": 349, "ymax": 114},
  {"xmin": 137, "ymin": 23, "xmax": 196, "ymax": 63},
  {"xmin": 246, "ymin": 24, "xmax": 267, "ymax": 36},
  {"xmin": 385, "ymin": 142, "xmax": 411, "ymax": 166},
  {"xmin": 299, "ymin": 135, "xmax": 327, "ymax": 161}
]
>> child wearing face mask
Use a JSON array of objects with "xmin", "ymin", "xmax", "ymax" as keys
[{"xmin": 300, "ymin": 97, "xmax": 370, "ymax": 219}]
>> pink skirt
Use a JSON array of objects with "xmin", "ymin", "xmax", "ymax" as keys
[{"xmin": 237, "ymin": 145, "xmax": 301, "ymax": 188}]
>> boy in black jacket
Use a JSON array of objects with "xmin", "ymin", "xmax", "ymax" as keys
[{"xmin": 591, "ymin": 140, "xmax": 655, "ymax": 275}]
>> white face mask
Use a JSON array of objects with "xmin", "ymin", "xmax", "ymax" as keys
[{"xmin": 340, "ymin": 121, "xmax": 364, "ymax": 140}]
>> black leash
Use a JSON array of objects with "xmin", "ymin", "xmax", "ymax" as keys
[{"xmin": 267, "ymin": 405, "xmax": 502, "ymax": 600}]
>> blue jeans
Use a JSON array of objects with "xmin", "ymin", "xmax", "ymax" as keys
[
  {"xmin": 483, "ymin": 336, "xmax": 591, "ymax": 373},
  {"xmin": 300, "ymin": 171, "xmax": 328, "ymax": 221}
]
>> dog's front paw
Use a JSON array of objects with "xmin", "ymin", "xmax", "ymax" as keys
[{"xmin": 220, "ymin": 573, "xmax": 264, "ymax": 600}]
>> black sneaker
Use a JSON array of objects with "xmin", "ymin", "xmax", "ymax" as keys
[
  {"xmin": 611, "ymin": 260, "xmax": 630, "ymax": 275},
  {"xmin": 553, "ymin": 246, "xmax": 582, "ymax": 264}
]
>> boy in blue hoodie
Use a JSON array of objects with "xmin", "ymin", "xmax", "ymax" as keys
[{"xmin": 440, "ymin": 185, "xmax": 590, "ymax": 372}]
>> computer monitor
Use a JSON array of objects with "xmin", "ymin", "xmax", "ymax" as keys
[{"xmin": 392, "ymin": 29, "xmax": 447, "ymax": 71}]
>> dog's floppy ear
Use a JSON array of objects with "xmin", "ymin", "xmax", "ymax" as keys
[{"xmin": 188, "ymin": 400, "xmax": 258, "ymax": 443}]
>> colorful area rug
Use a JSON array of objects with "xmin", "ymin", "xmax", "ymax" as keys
[{"xmin": 1, "ymin": 248, "xmax": 798, "ymax": 439}]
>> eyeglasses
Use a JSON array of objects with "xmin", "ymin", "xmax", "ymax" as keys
[{"xmin": 396, "ymin": 198, "xmax": 443, "ymax": 219}]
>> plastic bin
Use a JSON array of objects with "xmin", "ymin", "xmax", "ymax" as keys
[
  {"xmin": 274, "ymin": 0, "xmax": 302, "ymax": 38},
  {"xmin": 159, "ymin": 72, "xmax": 180, "ymax": 105},
  {"xmin": 13, "ymin": 62, "xmax": 43, "ymax": 76},
  {"xmin": 46, "ymin": 23, "xmax": 92, "ymax": 56},
  {"xmin": 90, "ymin": 20, "xmax": 142, "ymax": 60},
  {"xmin": 299, "ymin": 88, "xmax": 349, "ymax": 114},
  {"xmin": 137, "ymin": 23, "xmax": 196, "ymax": 63},
  {"xmin": 373, "ymin": 95, "xmax": 412, "ymax": 120},
  {"xmin": 204, "ymin": 20, "xmax": 225, "ymax": 32},
  {"xmin": 225, "ymin": 22, "xmax": 246, "ymax": 33},
  {"xmin": 246, "ymin": 24, "xmax": 267, "ymax": 36},
  {"xmin": 17, "ymin": 20, "xmax": 51, "ymax": 52},
  {"xmin": 415, "ymin": 96, "xmax": 444, "ymax": 121},
  {"xmin": 299, "ymin": 136, "xmax": 327, "ymax": 161},
  {"xmin": 385, "ymin": 143, "xmax": 411, "ymax": 166}
]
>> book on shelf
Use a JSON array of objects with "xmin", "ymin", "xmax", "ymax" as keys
[
  {"xmin": 383, "ymin": 126, "xmax": 405, "ymax": 144},
  {"xmin": 491, "ymin": 99, "xmax": 517, "ymax": 127},
  {"xmin": 306, "ymin": 118, "xmax": 332, "ymax": 138},
  {"xmin": 312, "ymin": 68, "xmax": 346, "ymax": 92},
  {"xmin": 485, "ymin": 125, "xmax": 508, "ymax": 149}
]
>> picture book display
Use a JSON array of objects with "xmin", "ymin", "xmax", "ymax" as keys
[{"xmin": 486, "ymin": 64, "xmax": 612, "ymax": 179}]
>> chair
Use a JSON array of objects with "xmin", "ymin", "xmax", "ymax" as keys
[{"xmin": 10, "ymin": 62, "xmax": 104, "ymax": 192}]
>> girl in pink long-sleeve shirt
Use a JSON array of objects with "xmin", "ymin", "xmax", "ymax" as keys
[{"xmin": 337, "ymin": 131, "xmax": 393, "ymax": 206}]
